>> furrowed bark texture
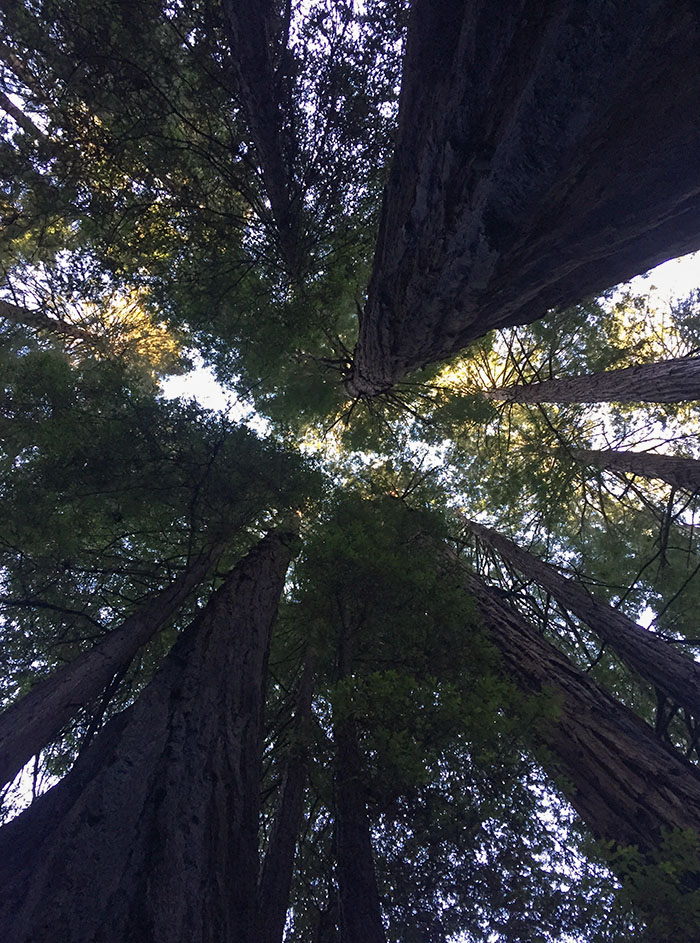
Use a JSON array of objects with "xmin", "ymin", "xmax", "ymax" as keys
[
  {"xmin": 0, "ymin": 536, "xmax": 229, "ymax": 790},
  {"xmin": 487, "ymin": 357, "xmax": 700, "ymax": 404},
  {"xmin": 572, "ymin": 447, "xmax": 700, "ymax": 492},
  {"xmin": 0, "ymin": 531, "xmax": 293, "ymax": 943},
  {"xmin": 259, "ymin": 653, "xmax": 316, "ymax": 943},
  {"xmin": 348, "ymin": 0, "xmax": 700, "ymax": 396},
  {"xmin": 466, "ymin": 519, "xmax": 700, "ymax": 718},
  {"xmin": 463, "ymin": 570, "xmax": 700, "ymax": 850}
]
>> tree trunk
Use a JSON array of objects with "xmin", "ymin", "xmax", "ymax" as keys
[
  {"xmin": 332, "ymin": 618, "xmax": 386, "ymax": 943},
  {"xmin": 0, "ymin": 297, "xmax": 97, "ymax": 346},
  {"xmin": 259, "ymin": 653, "xmax": 316, "ymax": 943},
  {"xmin": 0, "ymin": 535, "xmax": 229, "ymax": 791},
  {"xmin": 465, "ymin": 519, "xmax": 700, "ymax": 718},
  {"xmin": 486, "ymin": 357, "xmax": 700, "ymax": 404},
  {"xmin": 347, "ymin": 0, "xmax": 700, "ymax": 396},
  {"xmin": 571, "ymin": 447, "xmax": 700, "ymax": 492},
  {"xmin": 0, "ymin": 530, "xmax": 294, "ymax": 943},
  {"xmin": 222, "ymin": 0, "xmax": 302, "ymax": 276},
  {"xmin": 463, "ymin": 568, "xmax": 700, "ymax": 853},
  {"xmin": 333, "ymin": 713, "xmax": 387, "ymax": 943}
]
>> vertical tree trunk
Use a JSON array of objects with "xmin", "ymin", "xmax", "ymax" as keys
[
  {"xmin": 222, "ymin": 0, "xmax": 302, "ymax": 275},
  {"xmin": 0, "ymin": 535, "xmax": 230, "ymax": 791},
  {"xmin": 571, "ymin": 446, "xmax": 700, "ymax": 492},
  {"xmin": 465, "ymin": 519, "xmax": 700, "ymax": 718},
  {"xmin": 462, "ymin": 567, "xmax": 700, "ymax": 853},
  {"xmin": 348, "ymin": 0, "xmax": 700, "ymax": 396},
  {"xmin": 332, "ymin": 619, "xmax": 386, "ymax": 943},
  {"xmin": 259, "ymin": 653, "xmax": 316, "ymax": 943},
  {"xmin": 0, "ymin": 530, "xmax": 294, "ymax": 943},
  {"xmin": 333, "ymin": 713, "xmax": 387, "ymax": 943},
  {"xmin": 485, "ymin": 357, "xmax": 700, "ymax": 404}
]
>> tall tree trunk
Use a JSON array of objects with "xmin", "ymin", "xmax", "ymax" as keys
[
  {"xmin": 571, "ymin": 446, "xmax": 700, "ymax": 492},
  {"xmin": 222, "ymin": 0, "xmax": 302, "ymax": 276},
  {"xmin": 0, "ymin": 535, "xmax": 229, "ymax": 790},
  {"xmin": 333, "ymin": 713, "xmax": 387, "ymax": 943},
  {"xmin": 0, "ymin": 530, "xmax": 294, "ymax": 943},
  {"xmin": 332, "ymin": 618, "xmax": 386, "ymax": 943},
  {"xmin": 462, "ymin": 568, "xmax": 700, "ymax": 853},
  {"xmin": 259, "ymin": 653, "xmax": 316, "ymax": 943},
  {"xmin": 486, "ymin": 357, "xmax": 700, "ymax": 404},
  {"xmin": 347, "ymin": 0, "xmax": 700, "ymax": 396},
  {"xmin": 465, "ymin": 519, "xmax": 700, "ymax": 718}
]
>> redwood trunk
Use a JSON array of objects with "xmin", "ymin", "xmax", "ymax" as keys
[
  {"xmin": 333, "ymin": 713, "xmax": 387, "ymax": 943},
  {"xmin": 571, "ymin": 447, "xmax": 700, "ymax": 492},
  {"xmin": 259, "ymin": 654, "xmax": 316, "ymax": 943},
  {"xmin": 466, "ymin": 519, "xmax": 700, "ymax": 718},
  {"xmin": 332, "ymin": 618, "xmax": 386, "ymax": 943},
  {"xmin": 0, "ymin": 531, "xmax": 293, "ymax": 943},
  {"xmin": 487, "ymin": 357, "xmax": 700, "ymax": 404},
  {"xmin": 222, "ymin": 0, "xmax": 301, "ymax": 275},
  {"xmin": 464, "ymin": 570, "xmax": 700, "ymax": 852},
  {"xmin": 348, "ymin": 0, "xmax": 700, "ymax": 396},
  {"xmin": 0, "ymin": 536, "xmax": 229, "ymax": 790}
]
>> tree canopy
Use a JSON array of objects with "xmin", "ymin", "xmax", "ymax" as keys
[{"xmin": 3, "ymin": 2, "xmax": 700, "ymax": 941}]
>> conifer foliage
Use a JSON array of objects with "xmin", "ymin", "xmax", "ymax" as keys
[{"xmin": 3, "ymin": 2, "xmax": 700, "ymax": 941}]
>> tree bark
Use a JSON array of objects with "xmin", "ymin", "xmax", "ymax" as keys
[
  {"xmin": 0, "ymin": 530, "xmax": 294, "ymax": 943},
  {"xmin": 462, "ymin": 568, "xmax": 700, "ymax": 853},
  {"xmin": 571, "ymin": 447, "xmax": 700, "ymax": 492},
  {"xmin": 486, "ymin": 357, "xmax": 700, "ymax": 404},
  {"xmin": 222, "ymin": 0, "xmax": 302, "ymax": 276},
  {"xmin": 259, "ymin": 653, "xmax": 316, "ymax": 943},
  {"xmin": 0, "ymin": 536, "xmax": 230, "ymax": 790},
  {"xmin": 347, "ymin": 0, "xmax": 700, "ymax": 396},
  {"xmin": 333, "ymin": 712, "xmax": 387, "ymax": 943},
  {"xmin": 332, "ymin": 617, "xmax": 386, "ymax": 943},
  {"xmin": 0, "ymin": 297, "xmax": 97, "ymax": 345},
  {"xmin": 465, "ymin": 519, "xmax": 700, "ymax": 718}
]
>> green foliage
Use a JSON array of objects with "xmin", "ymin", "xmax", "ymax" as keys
[
  {"xmin": 3, "ymin": 3, "xmax": 700, "ymax": 939},
  {"xmin": 593, "ymin": 830, "xmax": 700, "ymax": 941}
]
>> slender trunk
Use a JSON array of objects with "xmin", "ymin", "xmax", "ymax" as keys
[
  {"xmin": 347, "ymin": 0, "xmax": 700, "ymax": 396},
  {"xmin": 571, "ymin": 447, "xmax": 700, "ymax": 492},
  {"xmin": 0, "ymin": 530, "xmax": 294, "ymax": 943},
  {"xmin": 465, "ymin": 519, "xmax": 700, "ymax": 718},
  {"xmin": 0, "ymin": 536, "xmax": 229, "ymax": 790},
  {"xmin": 332, "ymin": 621, "xmax": 386, "ymax": 943},
  {"xmin": 486, "ymin": 358, "xmax": 700, "ymax": 404},
  {"xmin": 333, "ymin": 713, "xmax": 386, "ymax": 943},
  {"xmin": 0, "ymin": 297, "xmax": 97, "ymax": 345},
  {"xmin": 463, "ymin": 569, "xmax": 700, "ymax": 853},
  {"xmin": 221, "ymin": 0, "xmax": 302, "ymax": 276},
  {"xmin": 259, "ymin": 653, "xmax": 316, "ymax": 943}
]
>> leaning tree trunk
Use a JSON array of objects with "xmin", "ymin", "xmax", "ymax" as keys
[
  {"xmin": 571, "ymin": 446, "xmax": 700, "ymax": 492},
  {"xmin": 0, "ymin": 534, "xmax": 230, "ymax": 791},
  {"xmin": 486, "ymin": 357, "xmax": 700, "ymax": 404},
  {"xmin": 462, "ymin": 568, "xmax": 700, "ymax": 854},
  {"xmin": 347, "ymin": 0, "xmax": 700, "ymax": 397},
  {"xmin": 332, "ymin": 620, "xmax": 386, "ymax": 943},
  {"xmin": 0, "ymin": 530, "xmax": 294, "ymax": 943},
  {"xmin": 259, "ymin": 653, "xmax": 316, "ymax": 943},
  {"xmin": 0, "ymin": 297, "xmax": 98, "ymax": 346},
  {"xmin": 465, "ymin": 519, "xmax": 700, "ymax": 719}
]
